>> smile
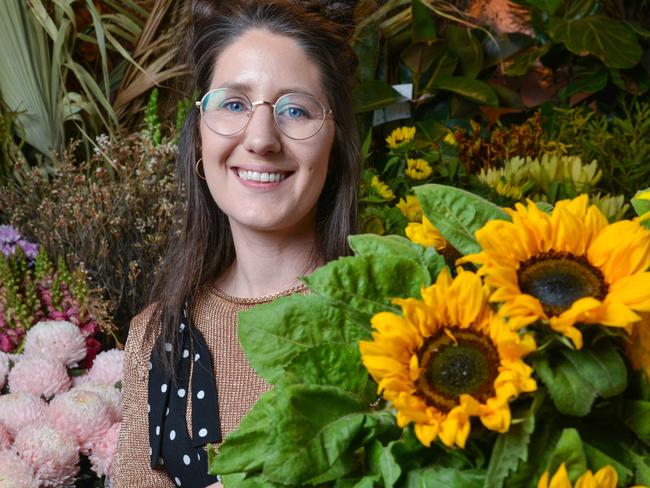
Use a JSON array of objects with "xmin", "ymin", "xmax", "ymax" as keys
[{"xmin": 236, "ymin": 169, "xmax": 289, "ymax": 183}]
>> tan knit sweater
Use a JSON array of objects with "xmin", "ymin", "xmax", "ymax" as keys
[{"xmin": 112, "ymin": 284, "xmax": 306, "ymax": 487}]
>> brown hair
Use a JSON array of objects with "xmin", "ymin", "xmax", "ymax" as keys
[{"xmin": 147, "ymin": 0, "xmax": 360, "ymax": 375}]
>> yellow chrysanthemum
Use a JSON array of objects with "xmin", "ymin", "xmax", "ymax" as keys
[
  {"xmin": 359, "ymin": 269, "xmax": 537, "ymax": 449},
  {"xmin": 386, "ymin": 126, "xmax": 416, "ymax": 149},
  {"xmin": 443, "ymin": 131, "xmax": 457, "ymax": 146},
  {"xmin": 406, "ymin": 216, "xmax": 446, "ymax": 251},
  {"xmin": 627, "ymin": 312, "xmax": 650, "ymax": 380},
  {"xmin": 461, "ymin": 195, "xmax": 650, "ymax": 349},
  {"xmin": 396, "ymin": 195, "xmax": 422, "ymax": 222},
  {"xmin": 405, "ymin": 159, "xmax": 433, "ymax": 180},
  {"xmin": 538, "ymin": 464, "xmax": 619, "ymax": 488},
  {"xmin": 370, "ymin": 175, "xmax": 395, "ymax": 201}
]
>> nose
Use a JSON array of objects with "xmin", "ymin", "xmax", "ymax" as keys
[{"xmin": 241, "ymin": 102, "xmax": 281, "ymax": 154}]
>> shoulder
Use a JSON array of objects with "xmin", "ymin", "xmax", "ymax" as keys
[{"xmin": 123, "ymin": 303, "xmax": 160, "ymax": 379}]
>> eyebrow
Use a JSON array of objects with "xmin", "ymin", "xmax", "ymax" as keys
[{"xmin": 218, "ymin": 81, "xmax": 320, "ymax": 99}]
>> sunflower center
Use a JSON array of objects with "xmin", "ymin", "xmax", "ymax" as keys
[
  {"xmin": 517, "ymin": 251, "xmax": 607, "ymax": 317},
  {"xmin": 415, "ymin": 329, "xmax": 499, "ymax": 412}
]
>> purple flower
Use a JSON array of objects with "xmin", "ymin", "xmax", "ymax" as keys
[
  {"xmin": 20, "ymin": 242, "xmax": 39, "ymax": 261},
  {"xmin": 0, "ymin": 225, "xmax": 20, "ymax": 245}
]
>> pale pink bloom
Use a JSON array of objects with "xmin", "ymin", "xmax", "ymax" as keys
[
  {"xmin": 8, "ymin": 356, "xmax": 71, "ymax": 399},
  {"xmin": 14, "ymin": 420, "xmax": 79, "ymax": 487},
  {"xmin": 74, "ymin": 382, "xmax": 122, "ymax": 421},
  {"xmin": 0, "ymin": 393, "xmax": 47, "ymax": 435},
  {"xmin": 23, "ymin": 320, "xmax": 87, "ymax": 367},
  {"xmin": 0, "ymin": 449, "xmax": 38, "ymax": 487},
  {"xmin": 89, "ymin": 421, "xmax": 120, "ymax": 479},
  {"xmin": 0, "ymin": 422, "xmax": 11, "ymax": 450},
  {"xmin": 80, "ymin": 349, "xmax": 124, "ymax": 387},
  {"xmin": 48, "ymin": 389, "xmax": 115, "ymax": 453},
  {"xmin": 0, "ymin": 353, "xmax": 9, "ymax": 389}
]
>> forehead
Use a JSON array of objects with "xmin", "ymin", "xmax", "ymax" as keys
[{"xmin": 209, "ymin": 29, "xmax": 326, "ymax": 100}]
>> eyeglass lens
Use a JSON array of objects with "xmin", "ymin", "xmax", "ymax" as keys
[{"xmin": 200, "ymin": 88, "xmax": 327, "ymax": 140}]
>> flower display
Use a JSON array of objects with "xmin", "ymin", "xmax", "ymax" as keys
[
  {"xmin": 360, "ymin": 269, "xmax": 536, "ymax": 447},
  {"xmin": 13, "ymin": 421, "xmax": 79, "ymax": 487},
  {"xmin": 370, "ymin": 175, "xmax": 395, "ymax": 201},
  {"xmin": 89, "ymin": 421, "xmax": 121, "ymax": 478},
  {"xmin": 8, "ymin": 357, "xmax": 71, "ymax": 399},
  {"xmin": 396, "ymin": 195, "xmax": 422, "ymax": 222},
  {"xmin": 0, "ymin": 352, "xmax": 9, "ymax": 389},
  {"xmin": 78, "ymin": 348, "xmax": 124, "ymax": 387},
  {"xmin": 462, "ymin": 195, "xmax": 650, "ymax": 348},
  {"xmin": 0, "ymin": 449, "xmax": 38, "ymax": 488},
  {"xmin": 0, "ymin": 393, "xmax": 48, "ymax": 435},
  {"xmin": 405, "ymin": 158, "xmax": 432, "ymax": 180},
  {"xmin": 405, "ymin": 216, "xmax": 446, "ymax": 251},
  {"xmin": 0, "ymin": 225, "xmax": 39, "ymax": 262},
  {"xmin": 0, "ymin": 422, "xmax": 12, "ymax": 450},
  {"xmin": 22, "ymin": 320, "xmax": 87, "ymax": 367},
  {"xmin": 385, "ymin": 126, "xmax": 416, "ymax": 149},
  {"xmin": 537, "ymin": 464, "xmax": 618, "ymax": 488},
  {"xmin": 74, "ymin": 382, "xmax": 122, "ymax": 421}
]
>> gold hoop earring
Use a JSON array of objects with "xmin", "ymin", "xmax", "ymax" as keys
[{"xmin": 195, "ymin": 158, "xmax": 206, "ymax": 180}]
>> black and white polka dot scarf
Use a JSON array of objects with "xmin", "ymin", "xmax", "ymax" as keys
[{"xmin": 148, "ymin": 305, "xmax": 222, "ymax": 487}]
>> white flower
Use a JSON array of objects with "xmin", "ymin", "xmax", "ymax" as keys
[{"xmin": 23, "ymin": 321, "xmax": 87, "ymax": 367}]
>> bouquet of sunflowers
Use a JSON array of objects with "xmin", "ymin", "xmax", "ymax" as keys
[{"xmin": 210, "ymin": 185, "xmax": 650, "ymax": 488}]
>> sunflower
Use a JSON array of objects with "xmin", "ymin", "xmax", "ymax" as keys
[
  {"xmin": 359, "ymin": 269, "xmax": 536, "ymax": 448},
  {"xmin": 396, "ymin": 195, "xmax": 422, "ymax": 222},
  {"xmin": 405, "ymin": 216, "xmax": 446, "ymax": 251},
  {"xmin": 386, "ymin": 126, "xmax": 416, "ymax": 149},
  {"xmin": 405, "ymin": 159, "xmax": 432, "ymax": 180},
  {"xmin": 538, "ymin": 464, "xmax": 619, "ymax": 488},
  {"xmin": 461, "ymin": 196, "xmax": 650, "ymax": 349},
  {"xmin": 370, "ymin": 175, "xmax": 395, "ymax": 201}
]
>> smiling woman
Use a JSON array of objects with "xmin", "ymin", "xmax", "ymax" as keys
[{"xmin": 111, "ymin": 1, "xmax": 359, "ymax": 487}]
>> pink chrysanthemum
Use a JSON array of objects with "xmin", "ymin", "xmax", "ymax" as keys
[
  {"xmin": 79, "ymin": 349, "xmax": 124, "ymax": 387},
  {"xmin": 8, "ymin": 357, "xmax": 71, "ymax": 399},
  {"xmin": 14, "ymin": 420, "xmax": 79, "ymax": 487},
  {"xmin": 48, "ymin": 389, "xmax": 115, "ymax": 453},
  {"xmin": 0, "ymin": 393, "xmax": 48, "ymax": 436},
  {"xmin": 23, "ymin": 320, "xmax": 87, "ymax": 367},
  {"xmin": 89, "ymin": 422, "xmax": 121, "ymax": 479},
  {"xmin": 0, "ymin": 352, "xmax": 9, "ymax": 389},
  {"xmin": 0, "ymin": 449, "xmax": 38, "ymax": 487},
  {"xmin": 74, "ymin": 383, "xmax": 122, "ymax": 421},
  {"xmin": 0, "ymin": 422, "xmax": 12, "ymax": 450}
]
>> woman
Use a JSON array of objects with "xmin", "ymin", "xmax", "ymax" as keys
[{"xmin": 112, "ymin": 1, "xmax": 360, "ymax": 486}]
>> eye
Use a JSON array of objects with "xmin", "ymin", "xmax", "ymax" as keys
[
  {"xmin": 278, "ymin": 105, "xmax": 310, "ymax": 120},
  {"xmin": 220, "ymin": 98, "xmax": 248, "ymax": 113}
]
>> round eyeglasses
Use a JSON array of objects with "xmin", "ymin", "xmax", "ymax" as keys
[{"xmin": 195, "ymin": 88, "xmax": 333, "ymax": 140}]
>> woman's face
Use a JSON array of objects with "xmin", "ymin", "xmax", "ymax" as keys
[{"xmin": 200, "ymin": 29, "xmax": 335, "ymax": 236}]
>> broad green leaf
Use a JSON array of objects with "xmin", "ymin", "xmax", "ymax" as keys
[
  {"xmin": 548, "ymin": 16, "xmax": 642, "ymax": 69},
  {"xmin": 631, "ymin": 189, "xmax": 650, "ymax": 217},
  {"xmin": 624, "ymin": 400, "xmax": 650, "ymax": 444},
  {"xmin": 546, "ymin": 429, "xmax": 588, "ymax": 482},
  {"xmin": 483, "ymin": 33, "xmax": 535, "ymax": 69},
  {"xmin": 411, "ymin": 0, "xmax": 437, "ymax": 42},
  {"xmin": 348, "ymin": 234, "xmax": 446, "ymax": 282},
  {"xmin": 583, "ymin": 443, "xmax": 633, "ymax": 485},
  {"xmin": 483, "ymin": 414, "xmax": 535, "ymax": 488},
  {"xmin": 238, "ymin": 294, "xmax": 369, "ymax": 384},
  {"xmin": 304, "ymin": 255, "xmax": 429, "ymax": 318},
  {"xmin": 405, "ymin": 466, "xmax": 484, "ymax": 488},
  {"xmin": 504, "ymin": 45, "xmax": 551, "ymax": 76},
  {"xmin": 631, "ymin": 451, "xmax": 650, "ymax": 485},
  {"xmin": 368, "ymin": 440, "xmax": 402, "ymax": 488},
  {"xmin": 414, "ymin": 184, "xmax": 510, "ymax": 255},
  {"xmin": 425, "ymin": 51, "xmax": 459, "ymax": 89},
  {"xmin": 535, "ymin": 355, "xmax": 596, "ymax": 416},
  {"xmin": 401, "ymin": 41, "xmax": 443, "ymax": 78},
  {"xmin": 355, "ymin": 22, "xmax": 381, "ymax": 82},
  {"xmin": 263, "ymin": 385, "xmax": 367, "ymax": 484},
  {"xmin": 559, "ymin": 340, "xmax": 628, "ymax": 399},
  {"xmin": 492, "ymin": 84, "xmax": 525, "ymax": 108},
  {"xmin": 210, "ymin": 390, "xmax": 278, "ymax": 474},
  {"xmin": 446, "ymin": 25, "xmax": 483, "ymax": 78},
  {"xmin": 524, "ymin": 0, "xmax": 562, "ymax": 15},
  {"xmin": 283, "ymin": 343, "xmax": 368, "ymax": 395},
  {"xmin": 428, "ymin": 77, "xmax": 499, "ymax": 107},
  {"xmin": 558, "ymin": 66, "xmax": 608, "ymax": 101},
  {"xmin": 352, "ymin": 80, "xmax": 401, "ymax": 113},
  {"xmin": 220, "ymin": 473, "xmax": 285, "ymax": 488}
]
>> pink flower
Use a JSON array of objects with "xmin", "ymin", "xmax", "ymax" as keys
[
  {"xmin": 0, "ymin": 352, "xmax": 10, "ymax": 389},
  {"xmin": 48, "ymin": 389, "xmax": 115, "ymax": 453},
  {"xmin": 14, "ymin": 420, "xmax": 79, "ymax": 487},
  {"xmin": 8, "ymin": 356, "xmax": 71, "ymax": 399},
  {"xmin": 0, "ymin": 393, "xmax": 48, "ymax": 436},
  {"xmin": 23, "ymin": 320, "xmax": 87, "ymax": 367},
  {"xmin": 0, "ymin": 449, "xmax": 38, "ymax": 487},
  {"xmin": 81, "ymin": 349, "xmax": 124, "ymax": 387},
  {"xmin": 0, "ymin": 422, "xmax": 12, "ymax": 450},
  {"xmin": 80, "ymin": 337, "xmax": 102, "ymax": 369},
  {"xmin": 89, "ymin": 421, "xmax": 121, "ymax": 479},
  {"xmin": 73, "ymin": 382, "xmax": 122, "ymax": 421}
]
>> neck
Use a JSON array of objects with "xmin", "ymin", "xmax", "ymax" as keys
[{"xmin": 215, "ymin": 222, "xmax": 320, "ymax": 298}]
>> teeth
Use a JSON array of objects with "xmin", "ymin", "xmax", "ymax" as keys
[{"xmin": 237, "ymin": 169, "xmax": 287, "ymax": 182}]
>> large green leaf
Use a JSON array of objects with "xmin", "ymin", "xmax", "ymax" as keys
[
  {"xmin": 428, "ymin": 77, "xmax": 499, "ymax": 107},
  {"xmin": 304, "ymin": 255, "xmax": 429, "ymax": 318},
  {"xmin": 414, "ymin": 184, "xmax": 510, "ymax": 255},
  {"xmin": 483, "ymin": 414, "xmax": 535, "ymax": 488},
  {"xmin": 535, "ymin": 355, "xmax": 597, "ymax": 417},
  {"xmin": 348, "ymin": 234, "xmax": 446, "ymax": 282},
  {"xmin": 352, "ymin": 80, "xmax": 401, "ymax": 113},
  {"xmin": 545, "ymin": 429, "xmax": 588, "ymax": 482},
  {"xmin": 624, "ymin": 400, "xmax": 650, "ymax": 444},
  {"xmin": 401, "ymin": 41, "xmax": 443, "ymax": 79},
  {"xmin": 524, "ymin": 0, "xmax": 562, "ymax": 15},
  {"xmin": 558, "ymin": 65, "xmax": 608, "ymax": 101},
  {"xmin": 483, "ymin": 33, "xmax": 535, "ymax": 69},
  {"xmin": 548, "ymin": 15, "xmax": 642, "ymax": 69},
  {"xmin": 583, "ymin": 443, "xmax": 633, "ymax": 485},
  {"xmin": 405, "ymin": 467, "xmax": 485, "ymax": 488},
  {"xmin": 368, "ymin": 441, "xmax": 402, "ymax": 488},
  {"xmin": 262, "ymin": 385, "xmax": 367, "ymax": 484},
  {"xmin": 411, "ymin": 0, "xmax": 437, "ymax": 42},
  {"xmin": 354, "ymin": 22, "xmax": 381, "ymax": 82},
  {"xmin": 238, "ymin": 294, "xmax": 369, "ymax": 384},
  {"xmin": 445, "ymin": 25, "xmax": 483, "ymax": 78}
]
